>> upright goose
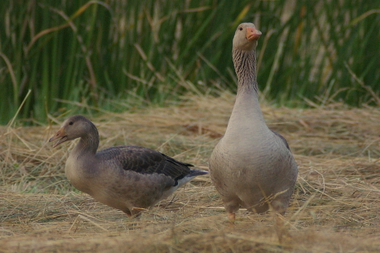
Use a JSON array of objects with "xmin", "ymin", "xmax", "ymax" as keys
[
  {"xmin": 209, "ymin": 23, "xmax": 298, "ymax": 221},
  {"xmin": 49, "ymin": 115, "xmax": 207, "ymax": 216}
]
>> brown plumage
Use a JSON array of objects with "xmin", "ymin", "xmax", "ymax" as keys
[
  {"xmin": 209, "ymin": 23, "xmax": 298, "ymax": 221},
  {"xmin": 49, "ymin": 115, "xmax": 207, "ymax": 216}
]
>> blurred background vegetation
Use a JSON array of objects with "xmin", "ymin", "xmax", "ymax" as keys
[{"xmin": 0, "ymin": 0, "xmax": 379, "ymax": 125}]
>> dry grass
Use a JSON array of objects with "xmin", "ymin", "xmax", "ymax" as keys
[{"xmin": 1, "ymin": 93, "xmax": 380, "ymax": 252}]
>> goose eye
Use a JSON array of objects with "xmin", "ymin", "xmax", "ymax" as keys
[
  {"xmin": 239, "ymin": 27, "xmax": 243, "ymax": 31},
  {"xmin": 69, "ymin": 121, "xmax": 74, "ymax": 125}
]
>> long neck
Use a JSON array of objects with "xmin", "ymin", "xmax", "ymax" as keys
[
  {"xmin": 73, "ymin": 124, "xmax": 99, "ymax": 157},
  {"xmin": 224, "ymin": 47, "xmax": 267, "ymax": 137},
  {"xmin": 233, "ymin": 48, "xmax": 258, "ymax": 95}
]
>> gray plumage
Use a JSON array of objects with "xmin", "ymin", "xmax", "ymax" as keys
[
  {"xmin": 209, "ymin": 23, "xmax": 298, "ymax": 221},
  {"xmin": 49, "ymin": 115, "xmax": 207, "ymax": 216}
]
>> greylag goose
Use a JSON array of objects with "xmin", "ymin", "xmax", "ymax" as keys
[
  {"xmin": 49, "ymin": 115, "xmax": 207, "ymax": 216},
  {"xmin": 209, "ymin": 23, "xmax": 298, "ymax": 222}
]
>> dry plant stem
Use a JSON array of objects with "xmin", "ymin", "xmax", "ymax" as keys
[{"xmin": 1, "ymin": 94, "xmax": 380, "ymax": 252}]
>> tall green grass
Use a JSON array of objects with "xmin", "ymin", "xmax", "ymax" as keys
[{"xmin": 0, "ymin": 0, "xmax": 379, "ymax": 125}]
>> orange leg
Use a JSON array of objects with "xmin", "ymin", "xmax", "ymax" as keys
[
  {"xmin": 228, "ymin": 212, "xmax": 236, "ymax": 223},
  {"xmin": 275, "ymin": 214, "xmax": 292, "ymax": 243}
]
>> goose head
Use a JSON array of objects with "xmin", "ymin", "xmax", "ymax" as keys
[
  {"xmin": 49, "ymin": 115, "xmax": 95, "ymax": 148},
  {"xmin": 233, "ymin": 23, "xmax": 262, "ymax": 51}
]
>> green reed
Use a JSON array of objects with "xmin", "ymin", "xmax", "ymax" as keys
[{"xmin": 0, "ymin": 0, "xmax": 379, "ymax": 124}]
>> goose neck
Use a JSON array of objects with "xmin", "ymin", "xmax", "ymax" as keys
[
  {"xmin": 233, "ymin": 48, "xmax": 258, "ymax": 93},
  {"xmin": 73, "ymin": 126, "xmax": 99, "ymax": 157}
]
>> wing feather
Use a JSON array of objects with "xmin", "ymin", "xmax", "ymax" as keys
[{"xmin": 96, "ymin": 145, "xmax": 194, "ymax": 181}]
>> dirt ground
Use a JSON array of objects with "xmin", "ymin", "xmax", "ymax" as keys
[{"xmin": 1, "ymin": 93, "xmax": 380, "ymax": 252}]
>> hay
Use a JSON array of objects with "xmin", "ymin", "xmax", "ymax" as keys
[{"xmin": 1, "ymin": 93, "xmax": 380, "ymax": 252}]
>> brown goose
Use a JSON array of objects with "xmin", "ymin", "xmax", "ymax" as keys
[
  {"xmin": 209, "ymin": 23, "xmax": 298, "ymax": 221},
  {"xmin": 49, "ymin": 115, "xmax": 207, "ymax": 216}
]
